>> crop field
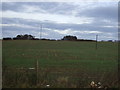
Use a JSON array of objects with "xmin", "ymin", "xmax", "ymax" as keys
[{"xmin": 2, "ymin": 40, "xmax": 118, "ymax": 88}]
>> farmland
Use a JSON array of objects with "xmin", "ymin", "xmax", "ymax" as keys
[{"xmin": 2, "ymin": 40, "xmax": 118, "ymax": 88}]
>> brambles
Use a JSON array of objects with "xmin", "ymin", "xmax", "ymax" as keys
[{"xmin": 2, "ymin": 67, "xmax": 118, "ymax": 88}]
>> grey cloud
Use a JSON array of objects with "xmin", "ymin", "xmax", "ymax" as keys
[
  {"xmin": 2, "ymin": 2, "xmax": 60, "ymax": 13},
  {"xmin": 2, "ymin": 2, "xmax": 118, "ymax": 21},
  {"xmin": 2, "ymin": 17, "xmax": 117, "ymax": 34},
  {"xmin": 77, "ymin": 5, "xmax": 118, "ymax": 21},
  {"xmin": 1, "ymin": 1, "xmax": 118, "ymax": 40},
  {"xmin": 2, "ymin": 2, "xmax": 76, "ymax": 15},
  {"xmin": 2, "ymin": 2, "xmax": 22, "ymax": 12}
]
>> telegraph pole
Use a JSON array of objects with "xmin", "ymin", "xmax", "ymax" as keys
[
  {"xmin": 40, "ymin": 24, "xmax": 42, "ymax": 40},
  {"xmin": 96, "ymin": 35, "xmax": 98, "ymax": 49}
]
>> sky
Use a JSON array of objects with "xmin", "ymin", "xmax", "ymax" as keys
[{"xmin": 1, "ymin": 1, "xmax": 118, "ymax": 40}]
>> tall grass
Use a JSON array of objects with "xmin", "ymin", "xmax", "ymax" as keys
[
  {"xmin": 2, "ymin": 40, "xmax": 118, "ymax": 88},
  {"xmin": 2, "ymin": 66, "xmax": 118, "ymax": 88}
]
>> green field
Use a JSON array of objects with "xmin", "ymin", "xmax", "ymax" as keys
[{"xmin": 2, "ymin": 40, "xmax": 118, "ymax": 88}]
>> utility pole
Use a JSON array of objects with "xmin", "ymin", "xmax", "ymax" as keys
[
  {"xmin": 40, "ymin": 24, "xmax": 42, "ymax": 40},
  {"xmin": 96, "ymin": 35, "xmax": 98, "ymax": 49}
]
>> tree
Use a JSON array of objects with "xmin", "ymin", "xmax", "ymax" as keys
[
  {"xmin": 15, "ymin": 34, "xmax": 35, "ymax": 40},
  {"xmin": 3, "ymin": 37, "xmax": 12, "ymax": 40},
  {"xmin": 62, "ymin": 35, "xmax": 77, "ymax": 41},
  {"xmin": 16, "ymin": 35, "xmax": 23, "ymax": 39}
]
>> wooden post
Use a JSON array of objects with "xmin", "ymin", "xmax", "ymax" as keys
[{"xmin": 36, "ymin": 59, "xmax": 39, "ymax": 86}]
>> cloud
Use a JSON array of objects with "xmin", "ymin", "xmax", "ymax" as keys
[
  {"xmin": 0, "ymin": 24, "xmax": 36, "ymax": 29},
  {"xmin": 2, "ymin": 2, "xmax": 64, "ymax": 13},
  {"xmin": 2, "ymin": 17, "xmax": 117, "ymax": 40},
  {"xmin": 54, "ymin": 29, "xmax": 73, "ymax": 35},
  {"xmin": 54, "ymin": 29, "xmax": 102, "ymax": 35},
  {"xmin": 21, "ymin": 5, "xmax": 47, "ymax": 13},
  {"xmin": 77, "ymin": 2, "xmax": 118, "ymax": 21},
  {"xmin": 1, "ymin": 2, "xmax": 118, "ymax": 40},
  {"xmin": 102, "ymin": 25, "xmax": 118, "ymax": 28},
  {"xmin": 1, "ymin": 10, "xmax": 93, "ymax": 24}
]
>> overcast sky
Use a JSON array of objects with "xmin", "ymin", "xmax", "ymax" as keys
[{"xmin": 1, "ymin": 1, "xmax": 118, "ymax": 40}]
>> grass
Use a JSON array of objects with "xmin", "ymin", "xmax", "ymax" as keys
[{"xmin": 2, "ymin": 40, "xmax": 118, "ymax": 88}]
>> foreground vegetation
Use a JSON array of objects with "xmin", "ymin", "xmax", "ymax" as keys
[{"xmin": 2, "ymin": 40, "xmax": 118, "ymax": 88}]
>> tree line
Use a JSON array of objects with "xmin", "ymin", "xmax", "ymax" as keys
[
  {"xmin": 3, "ymin": 34, "xmax": 94, "ymax": 41},
  {"xmin": 2, "ymin": 34, "xmax": 116, "ymax": 42},
  {"xmin": 3, "ymin": 34, "xmax": 39, "ymax": 40}
]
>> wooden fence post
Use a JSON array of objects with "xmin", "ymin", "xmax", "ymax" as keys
[{"xmin": 36, "ymin": 59, "xmax": 39, "ymax": 86}]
